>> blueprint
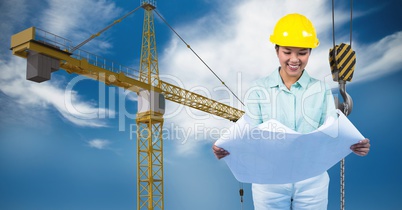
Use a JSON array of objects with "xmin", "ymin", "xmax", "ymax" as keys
[{"xmin": 215, "ymin": 110, "xmax": 364, "ymax": 184}]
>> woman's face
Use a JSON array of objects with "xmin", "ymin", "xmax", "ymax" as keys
[{"xmin": 276, "ymin": 46, "xmax": 311, "ymax": 80}]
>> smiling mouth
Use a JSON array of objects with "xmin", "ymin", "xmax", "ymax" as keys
[{"xmin": 288, "ymin": 64, "xmax": 300, "ymax": 71}]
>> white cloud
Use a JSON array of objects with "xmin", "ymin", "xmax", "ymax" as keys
[
  {"xmin": 40, "ymin": 0, "xmax": 122, "ymax": 53},
  {"xmin": 0, "ymin": 57, "xmax": 113, "ymax": 127},
  {"xmin": 0, "ymin": 0, "xmax": 121, "ymax": 128},
  {"xmin": 158, "ymin": 0, "xmax": 402, "ymax": 155},
  {"xmin": 88, "ymin": 139, "xmax": 111, "ymax": 150},
  {"xmin": 354, "ymin": 31, "xmax": 402, "ymax": 83}
]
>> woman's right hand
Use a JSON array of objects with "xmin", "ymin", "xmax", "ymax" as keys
[{"xmin": 212, "ymin": 144, "xmax": 230, "ymax": 159}]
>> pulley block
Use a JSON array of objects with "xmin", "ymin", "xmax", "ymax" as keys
[{"xmin": 329, "ymin": 43, "xmax": 356, "ymax": 82}]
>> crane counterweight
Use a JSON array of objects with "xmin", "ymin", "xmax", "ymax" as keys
[{"xmin": 27, "ymin": 52, "xmax": 59, "ymax": 82}]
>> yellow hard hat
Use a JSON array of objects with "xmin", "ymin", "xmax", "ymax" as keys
[{"xmin": 270, "ymin": 13, "xmax": 319, "ymax": 48}]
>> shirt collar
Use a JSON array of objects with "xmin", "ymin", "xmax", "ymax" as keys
[{"xmin": 296, "ymin": 70, "xmax": 311, "ymax": 88}]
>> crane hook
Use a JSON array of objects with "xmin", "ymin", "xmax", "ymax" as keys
[{"xmin": 338, "ymin": 80, "xmax": 353, "ymax": 116}]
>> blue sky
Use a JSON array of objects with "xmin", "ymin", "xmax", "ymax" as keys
[{"xmin": 1, "ymin": 0, "xmax": 401, "ymax": 209}]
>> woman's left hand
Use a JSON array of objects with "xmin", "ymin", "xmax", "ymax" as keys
[{"xmin": 350, "ymin": 138, "xmax": 370, "ymax": 156}]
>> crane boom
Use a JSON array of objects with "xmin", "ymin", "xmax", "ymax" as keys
[
  {"xmin": 10, "ymin": 27, "xmax": 244, "ymax": 121},
  {"xmin": 160, "ymin": 81, "xmax": 243, "ymax": 121}
]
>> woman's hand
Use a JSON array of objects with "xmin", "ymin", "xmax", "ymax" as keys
[
  {"xmin": 212, "ymin": 144, "xmax": 230, "ymax": 159},
  {"xmin": 350, "ymin": 138, "xmax": 370, "ymax": 156}
]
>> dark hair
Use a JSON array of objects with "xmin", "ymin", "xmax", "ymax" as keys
[{"xmin": 275, "ymin": 44, "xmax": 312, "ymax": 52}]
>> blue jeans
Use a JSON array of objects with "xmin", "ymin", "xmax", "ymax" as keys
[{"xmin": 252, "ymin": 172, "xmax": 329, "ymax": 210}]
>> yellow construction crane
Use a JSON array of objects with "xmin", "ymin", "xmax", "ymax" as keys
[{"xmin": 10, "ymin": 1, "xmax": 244, "ymax": 209}]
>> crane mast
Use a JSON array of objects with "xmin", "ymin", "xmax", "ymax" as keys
[
  {"xmin": 139, "ymin": 1, "xmax": 159, "ymax": 87},
  {"xmin": 137, "ymin": 1, "xmax": 164, "ymax": 209}
]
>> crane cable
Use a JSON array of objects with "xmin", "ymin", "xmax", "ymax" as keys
[
  {"xmin": 332, "ymin": 0, "xmax": 354, "ymax": 209},
  {"xmin": 70, "ymin": 5, "xmax": 143, "ymax": 53},
  {"xmin": 153, "ymin": 10, "xmax": 245, "ymax": 107},
  {"xmin": 69, "ymin": 6, "xmax": 245, "ymax": 107}
]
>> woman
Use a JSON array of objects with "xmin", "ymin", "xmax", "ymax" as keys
[{"xmin": 212, "ymin": 13, "xmax": 370, "ymax": 210}]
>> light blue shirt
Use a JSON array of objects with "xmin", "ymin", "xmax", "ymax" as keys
[{"xmin": 245, "ymin": 68, "xmax": 336, "ymax": 133}]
